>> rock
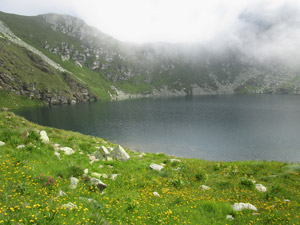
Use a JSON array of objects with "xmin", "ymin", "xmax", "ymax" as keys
[
  {"xmin": 53, "ymin": 143, "xmax": 60, "ymax": 149},
  {"xmin": 1, "ymin": 107, "xmax": 8, "ymax": 111},
  {"xmin": 255, "ymin": 184, "xmax": 267, "ymax": 192},
  {"xmin": 107, "ymin": 165, "xmax": 114, "ymax": 169},
  {"xmin": 70, "ymin": 177, "xmax": 79, "ymax": 189},
  {"xmin": 40, "ymin": 130, "xmax": 49, "ymax": 144},
  {"xmin": 169, "ymin": 159, "xmax": 181, "ymax": 163},
  {"xmin": 91, "ymin": 150, "xmax": 105, "ymax": 160},
  {"xmin": 106, "ymin": 157, "xmax": 113, "ymax": 161},
  {"xmin": 108, "ymin": 147, "xmax": 114, "ymax": 152},
  {"xmin": 137, "ymin": 152, "xmax": 146, "ymax": 158},
  {"xmin": 111, "ymin": 174, "xmax": 118, "ymax": 180},
  {"xmin": 200, "ymin": 185, "xmax": 211, "ymax": 190},
  {"xmin": 226, "ymin": 215, "xmax": 234, "ymax": 220},
  {"xmin": 90, "ymin": 177, "xmax": 107, "ymax": 191},
  {"xmin": 96, "ymin": 146, "xmax": 110, "ymax": 155},
  {"xmin": 153, "ymin": 192, "xmax": 160, "ymax": 197},
  {"xmin": 59, "ymin": 147, "xmax": 75, "ymax": 155},
  {"xmin": 60, "ymin": 202, "xmax": 77, "ymax": 210},
  {"xmin": 284, "ymin": 199, "xmax": 291, "ymax": 202},
  {"xmin": 252, "ymin": 213, "xmax": 260, "ymax": 216},
  {"xmin": 17, "ymin": 144, "xmax": 25, "ymax": 149},
  {"xmin": 232, "ymin": 203, "xmax": 257, "ymax": 211},
  {"xmin": 79, "ymin": 197, "xmax": 98, "ymax": 204},
  {"xmin": 172, "ymin": 167, "xmax": 181, "ymax": 171},
  {"xmin": 0, "ymin": 141, "xmax": 5, "ymax": 146},
  {"xmin": 84, "ymin": 169, "xmax": 89, "ymax": 174},
  {"xmin": 150, "ymin": 163, "xmax": 164, "ymax": 171},
  {"xmin": 98, "ymin": 165, "xmax": 104, "ymax": 169},
  {"xmin": 58, "ymin": 190, "xmax": 67, "ymax": 197},
  {"xmin": 110, "ymin": 145, "xmax": 130, "ymax": 161},
  {"xmin": 91, "ymin": 172, "xmax": 108, "ymax": 179},
  {"xmin": 54, "ymin": 152, "xmax": 60, "ymax": 159}
]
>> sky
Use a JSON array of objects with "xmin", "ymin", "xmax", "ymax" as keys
[{"xmin": 0, "ymin": 0, "xmax": 300, "ymax": 44}]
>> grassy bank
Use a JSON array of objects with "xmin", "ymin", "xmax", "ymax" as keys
[
  {"xmin": 0, "ymin": 111, "xmax": 300, "ymax": 224},
  {"xmin": 0, "ymin": 90, "xmax": 44, "ymax": 111}
]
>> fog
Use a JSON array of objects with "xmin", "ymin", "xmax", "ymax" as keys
[{"xmin": 1, "ymin": 0, "xmax": 300, "ymax": 65}]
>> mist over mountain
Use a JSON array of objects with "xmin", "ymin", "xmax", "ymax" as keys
[{"xmin": 0, "ymin": 9, "xmax": 300, "ymax": 104}]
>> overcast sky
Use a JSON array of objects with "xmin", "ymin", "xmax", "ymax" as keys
[{"xmin": 0, "ymin": 0, "xmax": 299, "ymax": 44}]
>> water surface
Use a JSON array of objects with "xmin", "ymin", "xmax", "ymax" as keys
[{"xmin": 17, "ymin": 95, "xmax": 300, "ymax": 162}]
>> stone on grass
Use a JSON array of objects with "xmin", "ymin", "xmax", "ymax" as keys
[
  {"xmin": 284, "ymin": 199, "xmax": 291, "ymax": 202},
  {"xmin": 106, "ymin": 157, "xmax": 113, "ymax": 161},
  {"xmin": 91, "ymin": 150, "xmax": 105, "ymax": 160},
  {"xmin": 0, "ymin": 141, "xmax": 5, "ymax": 146},
  {"xmin": 96, "ymin": 146, "xmax": 110, "ymax": 155},
  {"xmin": 150, "ymin": 163, "xmax": 164, "ymax": 171},
  {"xmin": 61, "ymin": 202, "xmax": 77, "ymax": 210},
  {"xmin": 107, "ymin": 165, "xmax": 114, "ymax": 169},
  {"xmin": 255, "ymin": 184, "xmax": 267, "ymax": 192},
  {"xmin": 110, "ymin": 145, "xmax": 130, "ymax": 161},
  {"xmin": 226, "ymin": 215, "xmax": 234, "ymax": 220},
  {"xmin": 137, "ymin": 153, "xmax": 146, "ymax": 159},
  {"xmin": 169, "ymin": 159, "xmax": 181, "ymax": 163},
  {"xmin": 58, "ymin": 190, "xmax": 67, "ymax": 197},
  {"xmin": 17, "ymin": 144, "xmax": 25, "ymax": 149},
  {"xmin": 232, "ymin": 203, "xmax": 257, "ymax": 211},
  {"xmin": 54, "ymin": 152, "xmax": 60, "ymax": 159},
  {"xmin": 40, "ymin": 131, "xmax": 49, "ymax": 144},
  {"xmin": 53, "ymin": 143, "xmax": 60, "ymax": 149},
  {"xmin": 70, "ymin": 177, "xmax": 79, "ymax": 189},
  {"xmin": 59, "ymin": 147, "xmax": 75, "ymax": 155},
  {"xmin": 98, "ymin": 165, "xmax": 104, "ymax": 169},
  {"xmin": 200, "ymin": 185, "xmax": 211, "ymax": 190},
  {"xmin": 79, "ymin": 197, "xmax": 98, "ymax": 204},
  {"xmin": 91, "ymin": 172, "xmax": 108, "ymax": 179},
  {"xmin": 153, "ymin": 192, "xmax": 160, "ymax": 197},
  {"xmin": 84, "ymin": 169, "xmax": 89, "ymax": 174},
  {"xmin": 111, "ymin": 174, "xmax": 118, "ymax": 180},
  {"xmin": 90, "ymin": 177, "xmax": 107, "ymax": 191}
]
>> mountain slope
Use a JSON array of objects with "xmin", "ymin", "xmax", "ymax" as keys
[{"xmin": 0, "ymin": 11, "xmax": 300, "ymax": 104}]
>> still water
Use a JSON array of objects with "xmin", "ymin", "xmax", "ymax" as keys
[{"xmin": 17, "ymin": 95, "xmax": 300, "ymax": 162}]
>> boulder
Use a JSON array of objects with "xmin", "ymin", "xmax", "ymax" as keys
[
  {"xmin": 153, "ymin": 192, "xmax": 160, "ymax": 197},
  {"xmin": 255, "ymin": 184, "xmax": 267, "ymax": 192},
  {"xmin": 70, "ymin": 177, "xmax": 79, "ymax": 189},
  {"xmin": 110, "ymin": 145, "xmax": 130, "ymax": 161},
  {"xmin": 232, "ymin": 203, "xmax": 257, "ymax": 211},
  {"xmin": 40, "ymin": 130, "xmax": 49, "ymax": 144},
  {"xmin": 59, "ymin": 147, "xmax": 75, "ymax": 155},
  {"xmin": 226, "ymin": 215, "xmax": 234, "ymax": 220},
  {"xmin": 54, "ymin": 152, "xmax": 60, "ymax": 159},
  {"xmin": 90, "ymin": 177, "xmax": 107, "ymax": 191},
  {"xmin": 17, "ymin": 144, "xmax": 25, "ymax": 149},
  {"xmin": 61, "ymin": 202, "xmax": 77, "ymax": 210},
  {"xmin": 200, "ymin": 185, "xmax": 211, "ymax": 190},
  {"xmin": 150, "ymin": 163, "xmax": 164, "ymax": 171},
  {"xmin": 0, "ymin": 141, "xmax": 5, "ymax": 146},
  {"xmin": 96, "ymin": 146, "xmax": 110, "ymax": 155}
]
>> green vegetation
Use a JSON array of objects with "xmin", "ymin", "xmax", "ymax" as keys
[
  {"xmin": 0, "ymin": 111, "xmax": 300, "ymax": 224},
  {"xmin": 0, "ymin": 90, "xmax": 44, "ymax": 111}
]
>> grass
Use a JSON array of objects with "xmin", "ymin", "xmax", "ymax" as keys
[
  {"xmin": 0, "ymin": 90, "xmax": 44, "ymax": 111},
  {"xmin": 0, "ymin": 111, "xmax": 300, "ymax": 224}
]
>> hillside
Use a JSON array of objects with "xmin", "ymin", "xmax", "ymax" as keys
[
  {"xmin": 1, "ymin": 11, "xmax": 300, "ymax": 105},
  {"xmin": 0, "ymin": 111, "xmax": 300, "ymax": 224}
]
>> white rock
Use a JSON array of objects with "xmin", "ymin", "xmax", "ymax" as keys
[
  {"xmin": 137, "ymin": 152, "xmax": 146, "ymax": 158},
  {"xmin": 17, "ymin": 144, "xmax": 25, "ymax": 149},
  {"xmin": 153, "ymin": 192, "xmax": 160, "ymax": 197},
  {"xmin": 111, "ymin": 174, "xmax": 118, "ymax": 180},
  {"xmin": 90, "ymin": 177, "xmax": 107, "ymax": 191},
  {"xmin": 58, "ymin": 190, "xmax": 67, "ymax": 197},
  {"xmin": 98, "ymin": 165, "xmax": 104, "ymax": 169},
  {"xmin": 200, "ymin": 185, "xmax": 211, "ymax": 190},
  {"xmin": 97, "ymin": 146, "xmax": 110, "ymax": 155},
  {"xmin": 53, "ymin": 143, "xmax": 60, "ymax": 149},
  {"xmin": 91, "ymin": 173, "xmax": 108, "ymax": 179},
  {"xmin": 106, "ymin": 157, "xmax": 113, "ymax": 161},
  {"xmin": 108, "ymin": 147, "xmax": 114, "ymax": 152},
  {"xmin": 172, "ymin": 167, "xmax": 181, "ymax": 171},
  {"xmin": 107, "ymin": 165, "xmax": 114, "ymax": 169},
  {"xmin": 110, "ymin": 145, "xmax": 130, "ymax": 161},
  {"xmin": 84, "ymin": 169, "xmax": 89, "ymax": 174},
  {"xmin": 40, "ymin": 131, "xmax": 49, "ymax": 144},
  {"xmin": 226, "ymin": 215, "xmax": 234, "ymax": 220},
  {"xmin": 61, "ymin": 202, "xmax": 77, "ymax": 209},
  {"xmin": 0, "ymin": 141, "xmax": 5, "ymax": 146},
  {"xmin": 54, "ymin": 152, "xmax": 60, "ymax": 159},
  {"xmin": 79, "ymin": 197, "xmax": 98, "ymax": 204},
  {"xmin": 169, "ymin": 159, "xmax": 181, "ymax": 163},
  {"xmin": 150, "ymin": 163, "xmax": 164, "ymax": 171},
  {"xmin": 70, "ymin": 177, "xmax": 79, "ymax": 189},
  {"xmin": 232, "ymin": 203, "xmax": 257, "ymax": 211},
  {"xmin": 284, "ymin": 199, "xmax": 291, "ymax": 202},
  {"xmin": 255, "ymin": 184, "xmax": 267, "ymax": 192},
  {"xmin": 59, "ymin": 147, "xmax": 75, "ymax": 155}
]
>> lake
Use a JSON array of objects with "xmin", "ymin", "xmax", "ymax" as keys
[{"xmin": 17, "ymin": 95, "xmax": 300, "ymax": 162}]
